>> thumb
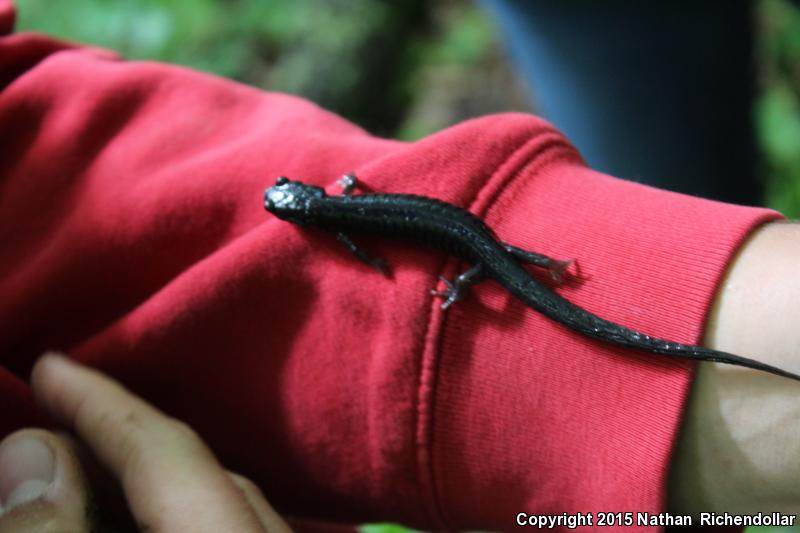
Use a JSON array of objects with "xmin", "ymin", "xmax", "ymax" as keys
[{"xmin": 0, "ymin": 429, "xmax": 91, "ymax": 533}]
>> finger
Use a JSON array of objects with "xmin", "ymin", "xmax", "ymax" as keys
[
  {"xmin": 31, "ymin": 354, "xmax": 266, "ymax": 533},
  {"xmin": 227, "ymin": 471, "xmax": 292, "ymax": 533},
  {"xmin": 0, "ymin": 429, "xmax": 91, "ymax": 533}
]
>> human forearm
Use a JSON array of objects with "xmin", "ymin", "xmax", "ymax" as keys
[{"xmin": 670, "ymin": 221, "xmax": 800, "ymax": 514}]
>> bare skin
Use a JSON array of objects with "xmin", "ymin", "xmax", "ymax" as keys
[
  {"xmin": 0, "ymin": 354, "xmax": 292, "ymax": 532},
  {"xmin": 670, "ymin": 221, "xmax": 800, "ymax": 514}
]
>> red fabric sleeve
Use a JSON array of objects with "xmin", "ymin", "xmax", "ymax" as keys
[{"xmin": 0, "ymin": 3, "xmax": 783, "ymax": 531}]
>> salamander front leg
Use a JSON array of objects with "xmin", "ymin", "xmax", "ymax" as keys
[
  {"xmin": 431, "ymin": 264, "xmax": 485, "ymax": 310},
  {"xmin": 504, "ymin": 244, "xmax": 575, "ymax": 283},
  {"xmin": 337, "ymin": 232, "xmax": 390, "ymax": 276},
  {"xmin": 337, "ymin": 173, "xmax": 358, "ymax": 196}
]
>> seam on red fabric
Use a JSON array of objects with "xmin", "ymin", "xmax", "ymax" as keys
[{"xmin": 413, "ymin": 129, "xmax": 581, "ymax": 530}]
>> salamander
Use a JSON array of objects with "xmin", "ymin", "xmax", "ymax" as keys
[{"xmin": 263, "ymin": 174, "xmax": 800, "ymax": 381}]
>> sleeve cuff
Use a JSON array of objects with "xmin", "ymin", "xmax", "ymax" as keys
[{"xmin": 418, "ymin": 134, "xmax": 781, "ymax": 529}]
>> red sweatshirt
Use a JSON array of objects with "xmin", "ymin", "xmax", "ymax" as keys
[{"xmin": 0, "ymin": 2, "xmax": 782, "ymax": 531}]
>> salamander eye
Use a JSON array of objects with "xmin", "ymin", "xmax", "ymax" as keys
[{"xmin": 276, "ymin": 176, "xmax": 289, "ymax": 186}]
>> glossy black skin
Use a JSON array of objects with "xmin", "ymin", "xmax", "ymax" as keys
[{"xmin": 264, "ymin": 177, "xmax": 800, "ymax": 381}]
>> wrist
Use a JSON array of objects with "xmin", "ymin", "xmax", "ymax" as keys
[{"xmin": 670, "ymin": 221, "xmax": 800, "ymax": 514}]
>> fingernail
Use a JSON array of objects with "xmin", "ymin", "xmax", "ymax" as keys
[
  {"xmin": 0, "ymin": 434, "xmax": 55, "ymax": 511},
  {"xmin": 40, "ymin": 351, "xmax": 69, "ymax": 365}
]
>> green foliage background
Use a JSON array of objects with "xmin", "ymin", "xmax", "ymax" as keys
[
  {"xmin": 11, "ymin": 0, "xmax": 800, "ymax": 531},
  {"xmin": 16, "ymin": 0, "xmax": 800, "ymax": 218},
  {"xmin": 758, "ymin": 0, "xmax": 800, "ymax": 216},
  {"xmin": 13, "ymin": 0, "xmax": 527, "ymax": 138}
]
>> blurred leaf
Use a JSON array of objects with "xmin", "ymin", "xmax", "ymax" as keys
[
  {"xmin": 757, "ymin": 84, "xmax": 800, "ymax": 164},
  {"xmin": 360, "ymin": 524, "xmax": 425, "ymax": 533},
  {"xmin": 433, "ymin": 7, "xmax": 493, "ymax": 65}
]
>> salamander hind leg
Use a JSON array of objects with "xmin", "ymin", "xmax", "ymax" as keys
[
  {"xmin": 337, "ymin": 232, "xmax": 391, "ymax": 276},
  {"xmin": 503, "ymin": 244, "xmax": 576, "ymax": 283},
  {"xmin": 430, "ymin": 264, "xmax": 485, "ymax": 310}
]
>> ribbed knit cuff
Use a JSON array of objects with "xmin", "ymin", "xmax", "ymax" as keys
[{"xmin": 420, "ymin": 140, "xmax": 781, "ymax": 530}]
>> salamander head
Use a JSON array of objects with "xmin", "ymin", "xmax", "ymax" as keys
[{"xmin": 264, "ymin": 176, "xmax": 326, "ymax": 225}]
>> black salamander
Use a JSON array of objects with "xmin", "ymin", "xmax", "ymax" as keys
[{"xmin": 264, "ymin": 175, "xmax": 800, "ymax": 381}]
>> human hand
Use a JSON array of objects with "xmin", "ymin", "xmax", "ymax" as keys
[{"xmin": 0, "ymin": 353, "xmax": 292, "ymax": 532}]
